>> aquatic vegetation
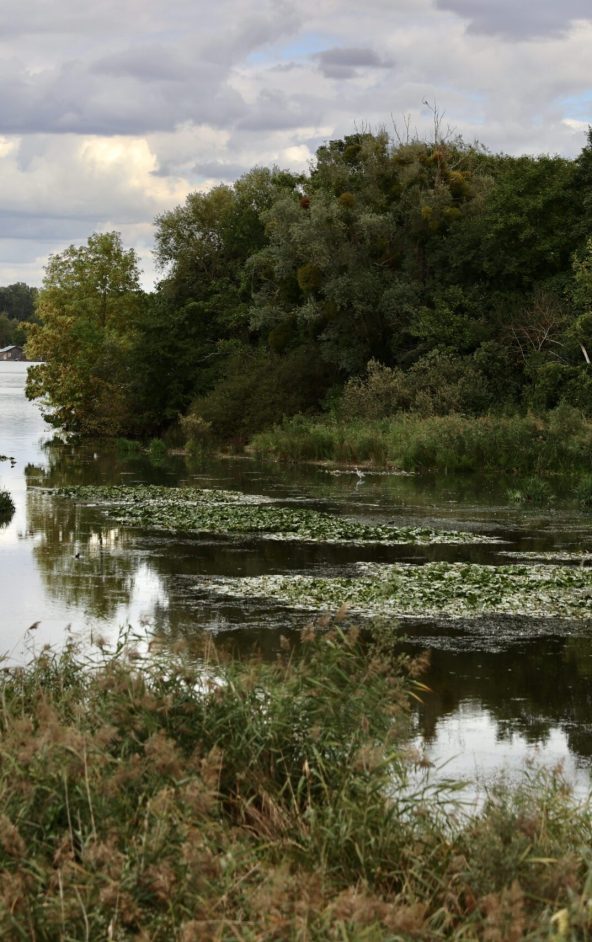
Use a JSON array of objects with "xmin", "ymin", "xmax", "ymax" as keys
[
  {"xmin": 506, "ymin": 475, "xmax": 553, "ymax": 505},
  {"xmin": 208, "ymin": 560, "xmax": 592, "ymax": 620},
  {"xmin": 55, "ymin": 483, "xmax": 500, "ymax": 545},
  {"xmin": 147, "ymin": 437, "xmax": 168, "ymax": 462},
  {"xmin": 498, "ymin": 550, "xmax": 592, "ymax": 564},
  {"xmin": 56, "ymin": 483, "xmax": 274, "ymax": 506},
  {"xmin": 0, "ymin": 487, "xmax": 14, "ymax": 518},
  {"xmin": 1, "ymin": 628, "xmax": 591, "ymax": 939}
]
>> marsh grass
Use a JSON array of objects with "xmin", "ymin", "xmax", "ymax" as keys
[
  {"xmin": 575, "ymin": 474, "xmax": 592, "ymax": 508},
  {"xmin": 252, "ymin": 411, "xmax": 592, "ymax": 475},
  {"xmin": 507, "ymin": 476, "xmax": 554, "ymax": 506},
  {"xmin": 1, "ymin": 625, "xmax": 592, "ymax": 939}
]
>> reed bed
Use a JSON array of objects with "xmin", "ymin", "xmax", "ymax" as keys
[
  {"xmin": 0, "ymin": 624, "xmax": 591, "ymax": 939},
  {"xmin": 251, "ymin": 411, "xmax": 592, "ymax": 475}
]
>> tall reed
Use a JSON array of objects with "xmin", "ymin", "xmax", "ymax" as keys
[{"xmin": 0, "ymin": 625, "xmax": 590, "ymax": 939}]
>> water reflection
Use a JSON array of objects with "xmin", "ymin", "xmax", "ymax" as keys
[
  {"xmin": 3, "ymin": 362, "xmax": 592, "ymax": 786},
  {"xmin": 416, "ymin": 638, "xmax": 592, "ymax": 759},
  {"xmin": 27, "ymin": 489, "xmax": 139, "ymax": 618}
]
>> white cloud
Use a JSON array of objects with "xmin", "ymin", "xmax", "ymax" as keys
[{"xmin": 0, "ymin": 0, "xmax": 591, "ymax": 287}]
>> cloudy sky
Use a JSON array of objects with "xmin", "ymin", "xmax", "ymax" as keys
[{"xmin": 1, "ymin": 0, "xmax": 591, "ymax": 288}]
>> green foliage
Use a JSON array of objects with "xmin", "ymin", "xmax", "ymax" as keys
[
  {"xmin": 0, "ymin": 488, "xmax": 14, "ymax": 519},
  {"xmin": 25, "ymin": 232, "xmax": 146, "ymax": 436},
  {"xmin": 24, "ymin": 127, "xmax": 592, "ymax": 441},
  {"xmin": 0, "ymin": 282, "xmax": 38, "ymax": 321},
  {"xmin": 252, "ymin": 410, "xmax": 592, "ymax": 473},
  {"xmin": 575, "ymin": 473, "xmax": 592, "ymax": 507},
  {"xmin": 187, "ymin": 345, "xmax": 336, "ymax": 442},
  {"xmin": 507, "ymin": 476, "xmax": 554, "ymax": 505},
  {"xmin": 0, "ymin": 313, "xmax": 25, "ymax": 348},
  {"xmin": 147, "ymin": 438, "xmax": 168, "ymax": 463},
  {"xmin": 341, "ymin": 353, "xmax": 493, "ymax": 420}
]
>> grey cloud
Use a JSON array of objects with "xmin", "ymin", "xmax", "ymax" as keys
[
  {"xmin": 313, "ymin": 47, "xmax": 393, "ymax": 79},
  {"xmin": 192, "ymin": 161, "xmax": 252, "ymax": 180},
  {"xmin": 92, "ymin": 46, "xmax": 190, "ymax": 82},
  {"xmin": 435, "ymin": 0, "xmax": 592, "ymax": 39},
  {"xmin": 0, "ymin": 56, "xmax": 246, "ymax": 134},
  {"xmin": 236, "ymin": 90, "xmax": 323, "ymax": 132},
  {"xmin": 229, "ymin": 5, "xmax": 301, "ymax": 55},
  {"xmin": 0, "ymin": 213, "xmax": 99, "ymax": 242}
]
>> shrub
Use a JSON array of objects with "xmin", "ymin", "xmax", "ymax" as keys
[
  {"xmin": 507, "ymin": 476, "xmax": 554, "ymax": 505},
  {"xmin": 192, "ymin": 345, "xmax": 336, "ymax": 442},
  {"xmin": 0, "ymin": 488, "xmax": 14, "ymax": 518},
  {"xmin": 148, "ymin": 437, "xmax": 168, "ymax": 463},
  {"xmin": 339, "ymin": 352, "xmax": 491, "ymax": 421}
]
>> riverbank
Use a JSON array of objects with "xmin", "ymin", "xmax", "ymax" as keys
[
  {"xmin": 0, "ymin": 625, "xmax": 590, "ymax": 939},
  {"xmin": 250, "ymin": 409, "xmax": 592, "ymax": 476}
]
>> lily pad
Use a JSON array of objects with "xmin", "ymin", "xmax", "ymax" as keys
[
  {"xmin": 54, "ymin": 484, "xmax": 500, "ymax": 546},
  {"xmin": 205, "ymin": 561, "xmax": 592, "ymax": 620}
]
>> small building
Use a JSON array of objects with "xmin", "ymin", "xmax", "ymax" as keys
[{"xmin": 0, "ymin": 345, "xmax": 25, "ymax": 361}]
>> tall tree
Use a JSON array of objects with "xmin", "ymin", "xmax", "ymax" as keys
[{"xmin": 25, "ymin": 232, "xmax": 144, "ymax": 435}]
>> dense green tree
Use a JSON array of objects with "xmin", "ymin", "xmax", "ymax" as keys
[
  {"xmin": 0, "ymin": 313, "xmax": 25, "ymax": 347},
  {"xmin": 0, "ymin": 282, "xmax": 38, "ymax": 321},
  {"xmin": 23, "ymin": 125, "xmax": 592, "ymax": 440},
  {"xmin": 25, "ymin": 232, "xmax": 145, "ymax": 435}
]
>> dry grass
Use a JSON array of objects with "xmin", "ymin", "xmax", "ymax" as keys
[{"xmin": 0, "ymin": 625, "xmax": 591, "ymax": 939}]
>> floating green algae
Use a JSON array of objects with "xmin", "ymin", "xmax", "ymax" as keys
[
  {"xmin": 497, "ymin": 551, "xmax": 592, "ymax": 564},
  {"xmin": 54, "ymin": 484, "xmax": 500, "ymax": 546},
  {"xmin": 206, "ymin": 561, "xmax": 592, "ymax": 619}
]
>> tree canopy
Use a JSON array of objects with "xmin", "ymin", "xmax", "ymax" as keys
[
  {"xmin": 22, "ymin": 127, "xmax": 592, "ymax": 438},
  {"xmin": 25, "ymin": 232, "xmax": 145, "ymax": 435}
]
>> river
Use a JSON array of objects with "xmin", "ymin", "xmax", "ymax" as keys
[{"xmin": 2, "ymin": 361, "xmax": 592, "ymax": 794}]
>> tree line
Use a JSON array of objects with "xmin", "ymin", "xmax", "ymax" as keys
[
  {"xmin": 23, "ymin": 127, "xmax": 592, "ymax": 439},
  {"xmin": 0, "ymin": 282, "xmax": 38, "ymax": 348}
]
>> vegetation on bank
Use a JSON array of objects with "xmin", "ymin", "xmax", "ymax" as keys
[
  {"xmin": 251, "ymin": 405, "xmax": 592, "ymax": 474},
  {"xmin": 20, "ymin": 125, "xmax": 592, "ymax": 446},
  {"xmin": 1, "ymin": 625, "xmax": 592, "ymax": 939},
  {"xmin": 0, "ymin": 281, "xmax": 37, "ymax": 348}
]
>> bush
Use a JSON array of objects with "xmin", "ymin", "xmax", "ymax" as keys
[
  {"xmin": 147, "ymin": 437, "xmax": 168, "ymax": 463},
  {"xmin": 340, "ymin": 352, "xmax": 491, "ymax": 421},
  {"xmin": 191, "ymin": 345, "xmax": 336, "ymax": 443},
  {"xmin": 0, "ymin": 488, "xmax": 14, "ymax": 518},
  {"xmin": 507, "ymin": 475, "xmax": 554, "ymax": 505}
]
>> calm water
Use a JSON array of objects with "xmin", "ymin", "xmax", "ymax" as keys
[{"xmin": 2, "ymin": 362, "xmax": 592, "ymax": 792}]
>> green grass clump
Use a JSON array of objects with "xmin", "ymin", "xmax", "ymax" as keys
[
  {"xmin": 115, "ymin": 437, "xmax": 143, "ymax": 456},
  {"xmin": 507, "ymin": 476, "xmax": 554, "ymax": 505},
  {"xmin": 148, "ymin": 437, "xmax": 168, "ymax": 462},
  {"xmin": 1, "ymin": 626, "xmax": 592, "ymax": 939},
  {"xmin": 575, "ymin": 474, "xmax": 592, "ymax": 508},
  {"xmin": 0, "ymin": 488, "xmax": 14, "ymax": 518}
]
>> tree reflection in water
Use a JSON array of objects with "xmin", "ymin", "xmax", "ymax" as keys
[{"xmin": 25, "ymin": 483, "xmax": 138, "ymax": 620}]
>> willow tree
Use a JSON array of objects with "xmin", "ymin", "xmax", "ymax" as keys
[{"xmin": 26, "ymin": 232, "xmax": 144, "ymax": 436}]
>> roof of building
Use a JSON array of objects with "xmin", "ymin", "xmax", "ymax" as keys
[{"xmin": 0, "ymin": 346, "xmax": 20, "ymax": 353}]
